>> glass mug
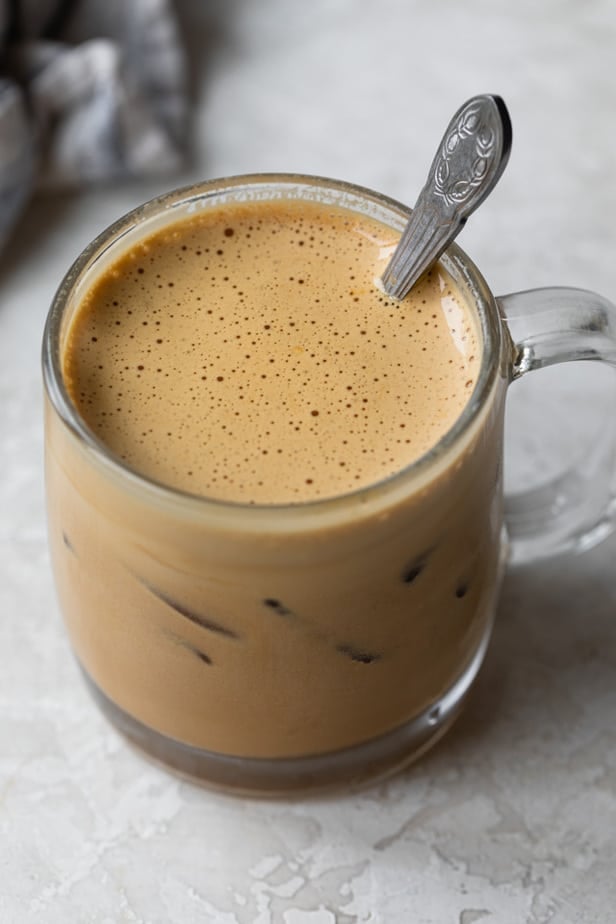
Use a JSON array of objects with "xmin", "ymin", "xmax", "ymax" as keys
[{"xmin": 42, "ymin": 175, "xmax": 616, "ymax": 794}]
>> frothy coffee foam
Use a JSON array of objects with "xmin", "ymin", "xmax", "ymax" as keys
[{"xmin": 64, "ymin": 199, "xmax": 480, "ymax": 502}]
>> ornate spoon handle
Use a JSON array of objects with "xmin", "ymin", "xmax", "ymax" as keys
[{"xmin": 380, "ymin": 94, "xmax": 512, "ymax": 300}]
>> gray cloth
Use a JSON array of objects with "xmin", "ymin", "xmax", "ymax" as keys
[{"xmin": 0, "ymin": 0, "xmax": 187, "ymax": 248}]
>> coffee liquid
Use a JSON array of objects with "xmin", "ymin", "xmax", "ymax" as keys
[{"xmin": 48, "ymin": 194, "xmax": 502, "ymax": 772}]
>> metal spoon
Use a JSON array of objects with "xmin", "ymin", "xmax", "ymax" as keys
[{"xmin": 380, "ymin": 94, "xmax": 512, "ymax": 300}]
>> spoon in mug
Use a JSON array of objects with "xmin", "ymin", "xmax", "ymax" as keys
[{"xmin": 380, "ymin": 94, "xmax": 512, "ymax": 301}]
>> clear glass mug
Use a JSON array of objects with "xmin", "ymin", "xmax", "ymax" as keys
[{"xmin": 42, "ymin": 175, "xmax": 616, "ymax": 794}]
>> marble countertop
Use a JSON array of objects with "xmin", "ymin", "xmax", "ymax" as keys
[{"xmin": 1, "ymin": 1, "xmax": 616, "ymax": 921}]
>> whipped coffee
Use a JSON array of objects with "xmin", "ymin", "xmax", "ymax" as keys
[
  {"xmin": 63, "ymin": 200, "xmax": 480, "ymax": 502},
  {"xmin": 47, "ymin": 188, "xmax": 504, "ymax": 777}
]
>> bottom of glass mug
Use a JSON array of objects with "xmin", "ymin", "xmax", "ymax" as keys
[{"xmin": 78, "ymin": 627, "xmax": 491, "ymax": 796}]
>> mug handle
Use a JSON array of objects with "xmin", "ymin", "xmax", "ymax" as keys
[{"xmin": 498, "ymin": 287, "xmax": 616, "ymax": 565}]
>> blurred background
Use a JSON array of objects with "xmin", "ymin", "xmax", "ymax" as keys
[{"xmin": 3, "ymin": 0, "xmax": 615, "ymax": 292}]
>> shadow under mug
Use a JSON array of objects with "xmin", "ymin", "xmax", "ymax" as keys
[{"xmin": 42, "ymin": 175, "xmax": 616, "ymax": 794}]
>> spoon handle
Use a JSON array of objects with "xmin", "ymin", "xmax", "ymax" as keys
[{"xmin": 381, "ymin": 94, "xmax": 512, "ymax": 300}]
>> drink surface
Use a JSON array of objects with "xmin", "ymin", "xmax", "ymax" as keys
[{"xmin": 63, "ymin": 199, "xmax": 481, "ymax": 503}]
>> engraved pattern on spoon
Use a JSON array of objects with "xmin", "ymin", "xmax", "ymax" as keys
[{"xmin": 381, "ymin": 94, "xmax": 512, "ymax": 300}]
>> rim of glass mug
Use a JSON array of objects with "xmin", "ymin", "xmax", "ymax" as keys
[{"xmin": 42, "ymin": 173, "xmax": 509, "ymax": 531}]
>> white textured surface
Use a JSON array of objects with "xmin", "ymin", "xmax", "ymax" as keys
[{"xmin": 2, "ymin": 1, "xmax": 616, "ymax": 921}]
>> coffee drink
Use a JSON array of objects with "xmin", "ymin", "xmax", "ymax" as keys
[{"xmin": 45, "ymin": 182, "xmax": 504, "ymax": 787}]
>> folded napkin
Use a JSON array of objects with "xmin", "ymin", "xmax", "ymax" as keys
[{"xmin": 0, "ymin": 0, "xmax": 187, "ymax": 248}]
